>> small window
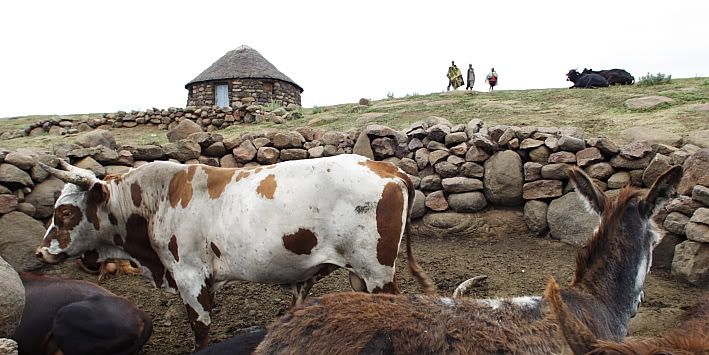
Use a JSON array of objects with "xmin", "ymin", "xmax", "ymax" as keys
[{"xmin": 215, "ymin": 84, "xmax": 229, "ymax": 107}]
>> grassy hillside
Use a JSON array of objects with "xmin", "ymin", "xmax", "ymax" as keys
[{"xmin": 2, "ymin": 78, "xmax": 708, "ymax": 150}]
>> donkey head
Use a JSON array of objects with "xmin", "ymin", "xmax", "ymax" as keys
[{"xmin": 567, "ymin": 166, "xmax": 682, "ymax": 327}]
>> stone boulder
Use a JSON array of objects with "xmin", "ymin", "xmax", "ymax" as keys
[
  {"xmin": 0, "ymin": 195, "xmax": 18, "ymax": 215},
  {"xmin": 352, "ymin": 130, "xmax": 374, "ymax": 159},
  {"xmin": 164, "ymin": 140, "xmax": 201, "ymax": 162},
  {"xmin": 122, "ymin": 145, "xmax": 164, "ymax": 161},
  {"xmin": 0, "ymin": 256, "xmax": 24, "ymax": 338},
  {"xmin": 411, "ymin": 190, "xmax": 426, "ymax": 219},
  {"xmin": 671, "ymin": 241, "xmax": 709, "ymax": 286},
  {"xmin": 233, "ymin": 141, "xmax": 257, "ymax": 163},
  {"xmin": 642, "ymin": 154, "xmax": 673, "ymax": 187},
  {"xmin": 663, "ymin": 212, "xmax": 689, "ymax": 235},
  {"xmin": 693, "ymin": 185, "xmax": 709, "ymax": 206},
  {"xmin": 685, "ymin": 130, "xmax": 709, "ymax": 148},
  {"xmin": 618, "ymin": 126, "xmax": 682, "ymax": 147},
  {"xmin": 170, "ymin": 116, "xmax": 210, "ymax": 138},
  {"xmin": 3, "ymin": 152, "xmax": 34, "ymax": 171},
  {"xmin": 523, "ymin": 180, "xmax": 563, "ymax": 200},
  {"xmin": 75, "ymin": 129, "xmax": 116, "ymax": 149},
  {"xmin": 524, "ymin": 200, "xmax": 549, "ymax": 236},
  {"xmin": 547, "ymin": 192, "xmax": 599, "ymax": 245},
  {"xmin": 257, "ymin": 147, "xmax": 280, "ymax": 165},
  {"xmin": 0, "ymin": 212, "xmax": 46, "ymax": 271},
  {"xmin": 0, "ymin": 164, "xmax": 33, "ymax": 188},
  {"xmin": 483, "ymin": 151, "xmax": 523, "ymax": 206},
  {"xmin": 624, "ymin": 96, "xmax": 673, "ymax": 110},
  {"xmin": 24, "ymin": 177, "xmax": 64, "ymax": 219},
  {"xmin": 409, "ymin": 209, "xmax": 527, "ymax": 240},
  {"xmin": 447, "ymin": 192, "xmax": 487, "ymax": 212},
  {"xmin": 678, "ymin": 149, "xmax": 709, "ymax": 195},
  {"xmin": 424, "ymin": 191, "xmax": 448, "ymax": 211},
  {"xmin": 74, "ymin": 157, "xmax": 106, "ymax": 178}
]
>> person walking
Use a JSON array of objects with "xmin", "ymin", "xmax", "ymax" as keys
[
  {"xmin": 446, "ymin": 61, "xmax": 464, "ymax": 91},
  {"xmin": 485, "ymin": 67, "xmax": 498, "ymax": 91},
  {"xmin": 466, "ymin": 65, "xmax": 475, "ymax": 90}
]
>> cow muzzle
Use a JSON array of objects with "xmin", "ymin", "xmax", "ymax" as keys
[{"xmin": 35, "ymin": 247, "xmax": 68, "ymax": 264}]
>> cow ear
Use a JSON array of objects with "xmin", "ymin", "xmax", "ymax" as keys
[
  {"xmin": 641, "ymin": 166, "xmax": 682, "ymax": 218},
  {"xmin": 568, "ymin": 167, "xmax": 606, "ymax": 215},
  {"xmin": 87, "ymin": 182, "xmax": 109, "ymax": 205}
]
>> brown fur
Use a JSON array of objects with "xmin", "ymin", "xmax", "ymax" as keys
[
  {"xmin": 168, "ymin": 235, "xmax": 179, "ymax": 262},
  {"xmin": 235, "ymin": 170, "xmax": 251, "ymax": 181},
  {"xmin": 210, "ymin": 242, "xmax": 221, "ymax": 258},
  {"xmin": 375, "ymin": 182, "xmax": 404, "ymax": 267},
  {"xmin": 168, "ymin": 165, "xmax": 197, "ymax": 208},
  {"xmin": 256, "ymin": 174, "xmax": 277, "ymax": 199},
  {"xmin": 85, "ymin": 183, "xmax": 109, "ymax": 230},
  {"xmin": 45, "ymin": 205, "xmax": 82, "ymax": 248},
  {"xmin": 113, "ymin": 234, "xmax": 123, "ymax": 246},
  {"xmin": 130, "ymin": 182, "xmax": 143, "ymax": 207},
  {"xmin": 202, "ymin": 166, "xmax": 236, "ymax": 199},
  {"xmin": 256, "ymin": 167, "xmax": 682, "ymax": 354},
  {"xmin": 108, "ymin": 212, "xmax": 118, "ymax": 225},
  {"xmin": 282, "ymin": 228, "xmax": 318, "ymax": 255}
]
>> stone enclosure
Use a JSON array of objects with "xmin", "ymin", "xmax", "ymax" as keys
[{"xmin": 0, "ymin": 118, "xmax": 707, "ymax": 286}]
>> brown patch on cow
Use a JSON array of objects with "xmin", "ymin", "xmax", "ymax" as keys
[
  {"xmin": 85, "ymin": 183, "xmax": 109, "ymax": 231},
  {"xmin": 256, "ymin": 174, "xmax": 277, "ymax": 199},
  {"xmin": 235, "ymin": 170, "xmax": 251, "ymax": 181},
  {"xmin": 168, "ymin": 166, "xmax": 197, "ymax": 208},
  {"xmin": 113, "ymin": 234, "xmax": 123, "ymax": 246},
  {"xmin": 103, "ymin": 174, "xmax": 123, "ymax": 184},
  {"xmin": 372, "ymin": 277, "xmax": 400, "ymax": 294},
  {"xmin": 124, "ymin": 214, "xmax": 165, "ymax": 287},
  {"xmin": 282, "ymin": 228, "xmax": 318, "ymax": 255},
  {"xmin": 165, "ymin": 270, "xmax": 178, "ymax": 289},
  {"xmin": 130, "ymin": 183, "xmax": 143, "ymax": 207},
  {"xmin": 47, "ymin": 204, "xmax": 83, "ymax": 248},
  {"xmin": 254, "ymin": 167, "xmax": 263, "ymax": 174},
  {"xmin": 375, "ymin": 182, "xmax": 404, "ymax": 267},
  {"xmin": 210, "ymin": 242, "xmax": 221, "ymax": 258},
  {"xmin": 168, "ymin": 235, "xmax": 179, "ymax": 262},
  {"xmin": 358, "ymin": 160, "xmax": 400, "ymax": 179},
  {"xmin": 108, "ymin": 212, "xmax": 118, "ymax": 225},
  {"xmin": 202, "ymin": 166, "xmax": 236, "ymax": 199}
]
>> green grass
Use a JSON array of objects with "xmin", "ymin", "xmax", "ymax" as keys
[{"xmin": 2, "ymin": 78, "xmax": 708, "ymax": 150}]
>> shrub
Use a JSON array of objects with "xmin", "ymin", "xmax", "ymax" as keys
[
  {"xmin": 637, "ymin": 72, "xmax": 672, "ymax": 86},
  {"xmin": 311, "ymin": 106, "xmax": 324, "ymax": 114},
  {"xmin": 265, "ymin": 100, "xmax": 283, "ymax": 111},
  {"xmin": 386, "ymin": 92, "xmax": 395, "ymax": 99}
]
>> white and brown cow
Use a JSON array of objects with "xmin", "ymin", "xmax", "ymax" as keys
[{"xmin": 36, "ymin": 154, "xmax": 430, "ymax": 349}]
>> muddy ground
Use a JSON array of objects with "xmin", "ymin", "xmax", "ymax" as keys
[{"xmin": 41, "ymin": 210, "xmax": 705, "ymax": 354}]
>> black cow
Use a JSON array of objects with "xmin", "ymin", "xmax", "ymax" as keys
[
  {"xmin": 12, "ymin": 273, "xmax": 152, "ymax": 355},
  {"xmin": 582, "ymin": 68, "xmax": 635, "ymax": 85},
  {"xmin": 566, "ymin": 69, "xmax": 610, "ymax": 89},
  {"xmin": 194, "ymin": 326, "xmax": 267, "ymax": 355}
]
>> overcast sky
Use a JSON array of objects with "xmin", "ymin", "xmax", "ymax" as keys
[{"xmin": 1, "ymin": 0, "xmax": 708, "ymax": 118}]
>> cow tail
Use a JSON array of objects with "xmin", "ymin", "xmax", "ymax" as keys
[{"xmin": 400, "ymin": 173, "xmax": 436, "ymax": 295}]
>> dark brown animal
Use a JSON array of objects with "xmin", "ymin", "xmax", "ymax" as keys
[
  {"xmin": 549, "ymin": 281, "xmax": 709, "ymax": 355},
  {"xmin": 254, "ymin": 166, "xmax": 683, "ymax": 354},
  {"xmin": 12, "ymin": 273, "xmax": 152, "ymax": 355}
]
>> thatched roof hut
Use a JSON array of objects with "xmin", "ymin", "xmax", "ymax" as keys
[{"xmin": 185, "ymin": 46, "xmax": 302, "ymax": 108}]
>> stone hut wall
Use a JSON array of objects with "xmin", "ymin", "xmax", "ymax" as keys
[
  {"xmin": 186, "ymin": 79, "xmax": 301, "ymax": 108},
  {"xmin": 0, "ymin": 118, "xmax": 707, "ymax": 285}
]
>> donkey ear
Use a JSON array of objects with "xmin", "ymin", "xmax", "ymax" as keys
[
  {"xmin": 568, "ymin": 168, "xmax": 606, "ymax": 215},
  {"xmin": 642, "ymin": 166, "xmax": 682, "ymax": 218},
  {"xmin": 87, "ymin": 181, "xmax": 109, "ymax": 205}
]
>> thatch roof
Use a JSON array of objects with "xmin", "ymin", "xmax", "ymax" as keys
[{"xmin": 186, "ymin": 46, "xmax": 302, "ymax": 92}]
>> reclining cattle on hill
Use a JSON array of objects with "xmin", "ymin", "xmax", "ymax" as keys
[
  {"xmin": 583, "ymin": 68, "xmax": 635, "ymax": 85},
  {"xmin": 12, "ymin": 273, "xmax": 152, "ymax": 355},
  {"xmin": 254, "ymin": 166, "xmax": 683, "ymax": 354},
  {"xmin": 567, "ymin": 69, "xmax": 610, "ymax": 88},
  {"xmin": 35, "ymin": 154, "xmax": 432, "ymax": 350}
]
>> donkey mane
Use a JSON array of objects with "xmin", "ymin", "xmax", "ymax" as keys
[{"xmin": 573, "ymin": 188, "xmax": 644, "ymax": 285}]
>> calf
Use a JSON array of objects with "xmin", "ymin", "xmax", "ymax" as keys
[
  {"xmin": 36, "ymin": 154, "xmax": 432, "ymax": 350},
  {"xmin": 254, "ymin": 166, "xmax": 682, "ymax": 354},
  {"xmin": 12, "ymin": 273, "xmax": 152, "ymax": 355},
  {"xmin": 567, "ymin": 69, "xmax": 610, "ymax": 88}
]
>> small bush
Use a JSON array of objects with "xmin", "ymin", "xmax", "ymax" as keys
[
  {"xmin": 386, "ymin": 92, "xmax": 395, "ymax": 99},
  {"xmin": 637, "ymin": 72, "xmax": 672, "ymax": 86},
  {"xmin": 265, "ymin": 100, "xmax": 283, "ymax": 111},
  {"xmin": 311, "ymin": 106, "xmax": 324, "ymax": 114}
]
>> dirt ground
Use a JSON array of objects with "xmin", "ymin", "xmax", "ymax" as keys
[{"xmin": 40, "ymin": 210, "xmax": 705, "ymax": 354}]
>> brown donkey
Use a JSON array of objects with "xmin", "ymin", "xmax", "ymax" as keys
[
  {"xmin": 548, "ymin": 280, "xmax": 709, "ymax": 355},
  {"xmin": 254, "ymin": 166, "xmax": 683, "ymax": 354}
]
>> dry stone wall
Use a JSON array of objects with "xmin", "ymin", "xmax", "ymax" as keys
[
  {"xmin": 187, "ymin": 79, "xmax": 301, "ymax": 108},
  {"xmin": 0, "ymin": 118, "xmax": 707, "ymax": 286}
]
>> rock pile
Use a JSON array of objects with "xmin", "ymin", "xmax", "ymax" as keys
[
  {"xmin": 0, "ymin": 104, "xmax": 304, "ymax": 140},
  {"xmin": 0, "ymin": 120, "xmax": 706, "ymax": 286}
]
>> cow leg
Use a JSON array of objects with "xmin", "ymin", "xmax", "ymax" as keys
[
  {"xmin": 176, "ymin": 277, "xmax": 214, "ymax": 351},
  {"xmin": 289, "ymin": 264, "xmax": 338, "ymax": 307}
]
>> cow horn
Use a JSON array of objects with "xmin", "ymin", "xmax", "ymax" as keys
[{"xmin": 38, "ymin": 161, "xmax": 96, "ymax": 190}]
